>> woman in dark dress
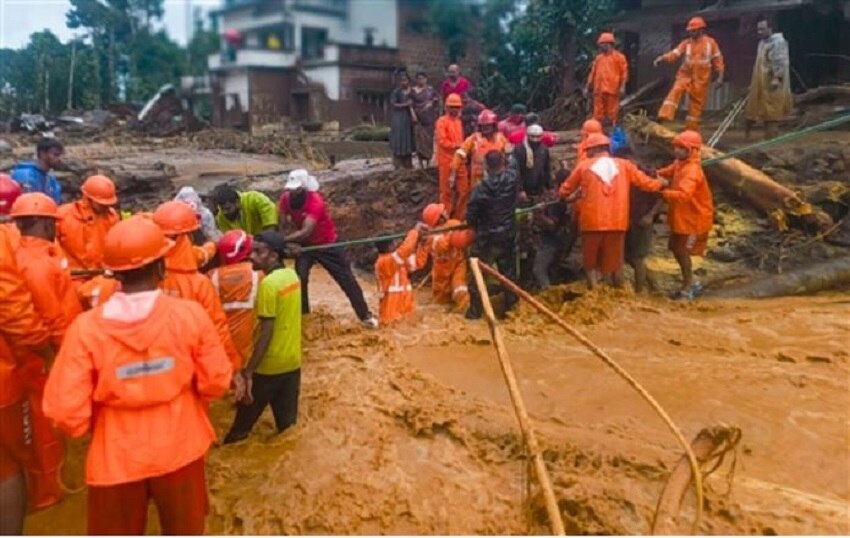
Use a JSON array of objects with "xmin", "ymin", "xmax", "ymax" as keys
[
  {"xmin": 390, "ymin": 72, "xmax": 415, "ymax": 169},
  {"xmin": 410, "ymin": 72, "xmax": 440, "ymax": 169}
]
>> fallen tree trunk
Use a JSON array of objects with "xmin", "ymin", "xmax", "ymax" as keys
[
  {"xmin": 794, "ymin": 84, "xmax": 850, "ymax": 106},
  {"xmin": 707, "ymin": 256, "xmax": 850, "ymax": 298},
  {"xmin": 625, "ymin": 116, "xmax": 833, "ymax": 233}
]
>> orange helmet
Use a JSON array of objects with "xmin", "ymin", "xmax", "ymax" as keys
[
  {"xmin": 597, "ymin": 32, "xmax": 615, "ymax": 45},
  {"xmin": 445, "ymin": 93, "xmax": 463, "ymax": 108},
  {"xmin": 449, "ymin": 228, "xmax": 475, "ymax": 250},
  {"xmin": 581, "ymin": 118, "xmax": 603, "ymax": 137},
  {"xmin": 0, "ymin": 174, "xmax": 22, "ymax": 216},
  {"xmin": 686, "ymin": 17, "xmax": 707, "ymax": 31},
  {"xmin": 477, "ymin": 109, "xmax": 498, "ymax": 125},
  {"xmin": 218, "ymin": 229, "xmax": 253, "ymax": 265},
  {"xmin": 153, "ymin": 200, "xmax": 200, "ymax": 235},
  {"xmin": 10, "ymin": 192, "xmax": 60, "ymax": 219},
  {"xmin": 585, "ymin": 133, "xmax": 611, "ymax": 149},
  {"xmin": 673, "ymin": 130, "xmax": 703, "ymax": 150},
  {"xmin": 81, "ymin": 174, "xmax": 118, "ymax": 205},
  {"xmin": 104, "ymin": 216, "xmax": 174, "ymax": 272},
  {"xmin": 421, "ymin": 203, "xmax": 446, "ymax": 228}
]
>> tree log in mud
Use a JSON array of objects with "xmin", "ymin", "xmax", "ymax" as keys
[
  {"xmin": 708, "ymin": 256, "xmax": 850, "ymax": 298},
  {"xmin": 624, "ymin": 116, "xmax": 834, "ymax": 233}
]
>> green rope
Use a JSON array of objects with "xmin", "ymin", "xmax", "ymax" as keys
[
  {"xmin": 299, "ymin": 222, "xmax": 468, "ymax": 253},
  {"xmin": 515, "ymin": 112, "xmax": 850, "ymax": 216},
  {"xmin": 299, "ymin": 112, "xmax": 850, "ymax": 253}
]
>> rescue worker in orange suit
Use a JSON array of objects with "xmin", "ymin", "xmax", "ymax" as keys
[
  {"xmin": 153, "ymin": 200, "xmax": 242, "ymax": 371},
  {"xmin": 209, "ymin": 230, "xmax": 263, "ymax": 364},
  {"xmin": 654, "ymin": 17, "xmax": 725, "ymax": 131},
  {"xmin": 11, "ymin": 193, "xmax": 83, "ymax": 343},
  {"xmin": 0, "ymin": 184, "xmax": 53, "ymax": 535},
  {"xmin": 416, "ymin": 203, "xmax": 470, "ymax": 311},
  {"xmin": 434, "ymin": 93, "xmax": 465, "ymax": 216},
  {"xmin": 449, "ymin": 109, "xmax": 509, "ymax": 220},
  {"xmin": 576, "ymin": 119, "xmax": 603, "ymax": 163},
  {"xmin": 0, "ymin": 175, "xmax": 22, "ymax": 246},
  {"xmin": 585, "ymin": 32, "xmax": 629, "ymax": 127},
  {"xmin": 658, "ymin": 130, "xmax": 714, "ymax": 300},
  {"xmin": 559, "ymin": 133, "xmax": 667, "ymax": 289},
  {"xmin": 375, "ymin": 223, "xmax": 426, "ymax": 325},
  {"xmin": 42, "ymin": 216, "xmax": 234, "ymax": 535},
  {"xmin": 9, "ymin": 193, "xmax": 79, "ymax": 513},
  {"xmin": 57, "ymin": 174, "xmax": 120, "ymax": 272}
]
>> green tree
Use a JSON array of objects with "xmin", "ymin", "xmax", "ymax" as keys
[
  {"xmin": 477, "ymin": 0, "xmax": 620, "ymax": 111},
  {"xmin": 426, "ymin": 0, "xmax": 474, "ymax": 63},
  {"xmin": 126, "ymin": 30, "xmax": 186, "ymax": 100}
]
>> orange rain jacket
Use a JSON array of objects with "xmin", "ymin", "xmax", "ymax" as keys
[
  {"xmin": 161, "ymin": 235, "xmax": 242, "ymax": 370},
  {"xmin": 435, "ymin": 114, "xmax": 465, "ymax": 213},
  {"xmin": 559, "ymin": 153, "xmax": 664, "ymax": 232},
  {"xmin": 588, "ymin": 50, "xmax": 628, "ymax": 122},
  {"xmin": 375, "ymin": 229, "xmax": 419, "ymax": 325},
  {"xmin": 658, "ymin": 153, "xmax": 714, "ymax": 235},
  {"xmin": 42, "ymin": 293, "xmax": 232, "ymax": 486},
  {"xmin": 57, "ymin": 199, "xmax": 120, "ymax": 271},
  {"xmin": 16, "ymin": 236, "xmax": 83, "ymax": 346},
  {"xmin": 416, "ymin": 219, "xmax": 469, "ymax": 309},
  {"xmin": 451, "ymin": 132, "xmax": 509, "ymax": 219},
  {"xmin": 209, "ymin": 262, "xmax": 262, "ymax": 366},
  {"xmin": 588, "ymin": 50, "xmax": 629, "ymax": 96},
  {"xmin": 0, "ymin": 225, "xmax": 51, "ymax": 408},
  {"xmin": 2, "ymin": 221, "xmax": 20, "ymax": 249},
  {"xmin": 657, "ymin": 34, "xmax": 724, "ymax": 128}
]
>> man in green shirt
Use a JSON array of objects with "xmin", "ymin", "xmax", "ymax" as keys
[
  {"xmin": 224, "ymin": 230, "xmax": 301, "ymax": 444},
  {"xmin": 211, "ymin": 184, "xmax": 279, "ymax": 234}
]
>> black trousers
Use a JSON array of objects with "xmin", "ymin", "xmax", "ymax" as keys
[
  {"xmin": 295, "ymin": 247, "xmax": 371, "ymax": 320},
  {"xmin": 224, "ymin": 369, "xmax": 301, "ymax": 444},
  {"xmin": 467, "ymin": 236, "xmax": 518, "ymax": 316}
]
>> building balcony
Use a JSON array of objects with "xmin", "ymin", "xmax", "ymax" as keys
[
  {"xmin": 209, "ymin": 48, "xmax": 297, "ymax": 70},
  {"xmin": 293, "ymin": 0, "xmax": 348, "ymax": 17}
]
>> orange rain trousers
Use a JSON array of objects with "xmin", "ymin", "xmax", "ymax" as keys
[
  {"xmin": 435, "ymin": 114, "xmax": 465, "ymax": 216},
  {"xmin": 657, "ymin": 35, "xmax": 724, "ymax": 130},
  {"xmin": 375, "ymin": 228, "xmax": 420, "ymax": 325},
  {"xmin": 416, "ymin": 219, "xmax": 469, "ymax": 310},
  {"xmin": 87, "ymin": 457, "xmax": 207, "ymax": 535},
  {"xmin": 587, "ymin": 50, "xmax": 628, "ymax": 124}
]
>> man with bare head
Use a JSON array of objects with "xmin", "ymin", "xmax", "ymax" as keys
[{"xmin": 441, "ymin": 63, "xmax": 472, "ymax": 100}]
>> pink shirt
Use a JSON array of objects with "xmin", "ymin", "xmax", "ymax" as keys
[
  {"xmin": 499, "ymin": 118, "xmax": 526, "ymax": 139},
  {"xmin": 441, "ymin": 76, "xmax": 471, "ymax": 99},
  {"xmin": 278, "ymin": 192, "xmax": 338, "ymax": 246}
]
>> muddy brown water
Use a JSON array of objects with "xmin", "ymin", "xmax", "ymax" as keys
[{"xmin": 25, "ymin": 268, "xmax": 849, "ymax": 535}]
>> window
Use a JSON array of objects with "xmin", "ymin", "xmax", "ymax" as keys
[
  {"xmin": 301, "ymin": 26, "xmax": 328, "ymax": 60},
  {"xmin": 262, "ymin": 23, "xmax": 294, "ymax": 51}
]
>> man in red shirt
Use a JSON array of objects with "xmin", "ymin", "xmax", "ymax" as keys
[
  {"xmin": 278, "ymin": 169, "xmax": 378, "ymax": 328},
  {"xmin": 440, "ymin": 64, "xmax": 472, "ymax": 100}
]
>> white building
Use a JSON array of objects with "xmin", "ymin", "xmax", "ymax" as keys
[{"xmin": 208, "ymin": 0, "xmax": 476, "ymax": 130}]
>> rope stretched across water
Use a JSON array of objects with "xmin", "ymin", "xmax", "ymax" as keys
[{"xmin": 516, "ymin": 112, "xmax": 850, "ymax": 216}]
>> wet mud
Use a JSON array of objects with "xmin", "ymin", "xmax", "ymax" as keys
[{"xmin": 26, "ymin": 270, "xmax": 849, "ymax": 535}]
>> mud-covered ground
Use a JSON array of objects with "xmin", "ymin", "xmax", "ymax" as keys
[
  {"xmin": 26, "ymin": 270, "xmax": 849, "ymax": 535},
  {"xmin": 9, "ymin": 127, "xmax": 850, "ymax": 535}
]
